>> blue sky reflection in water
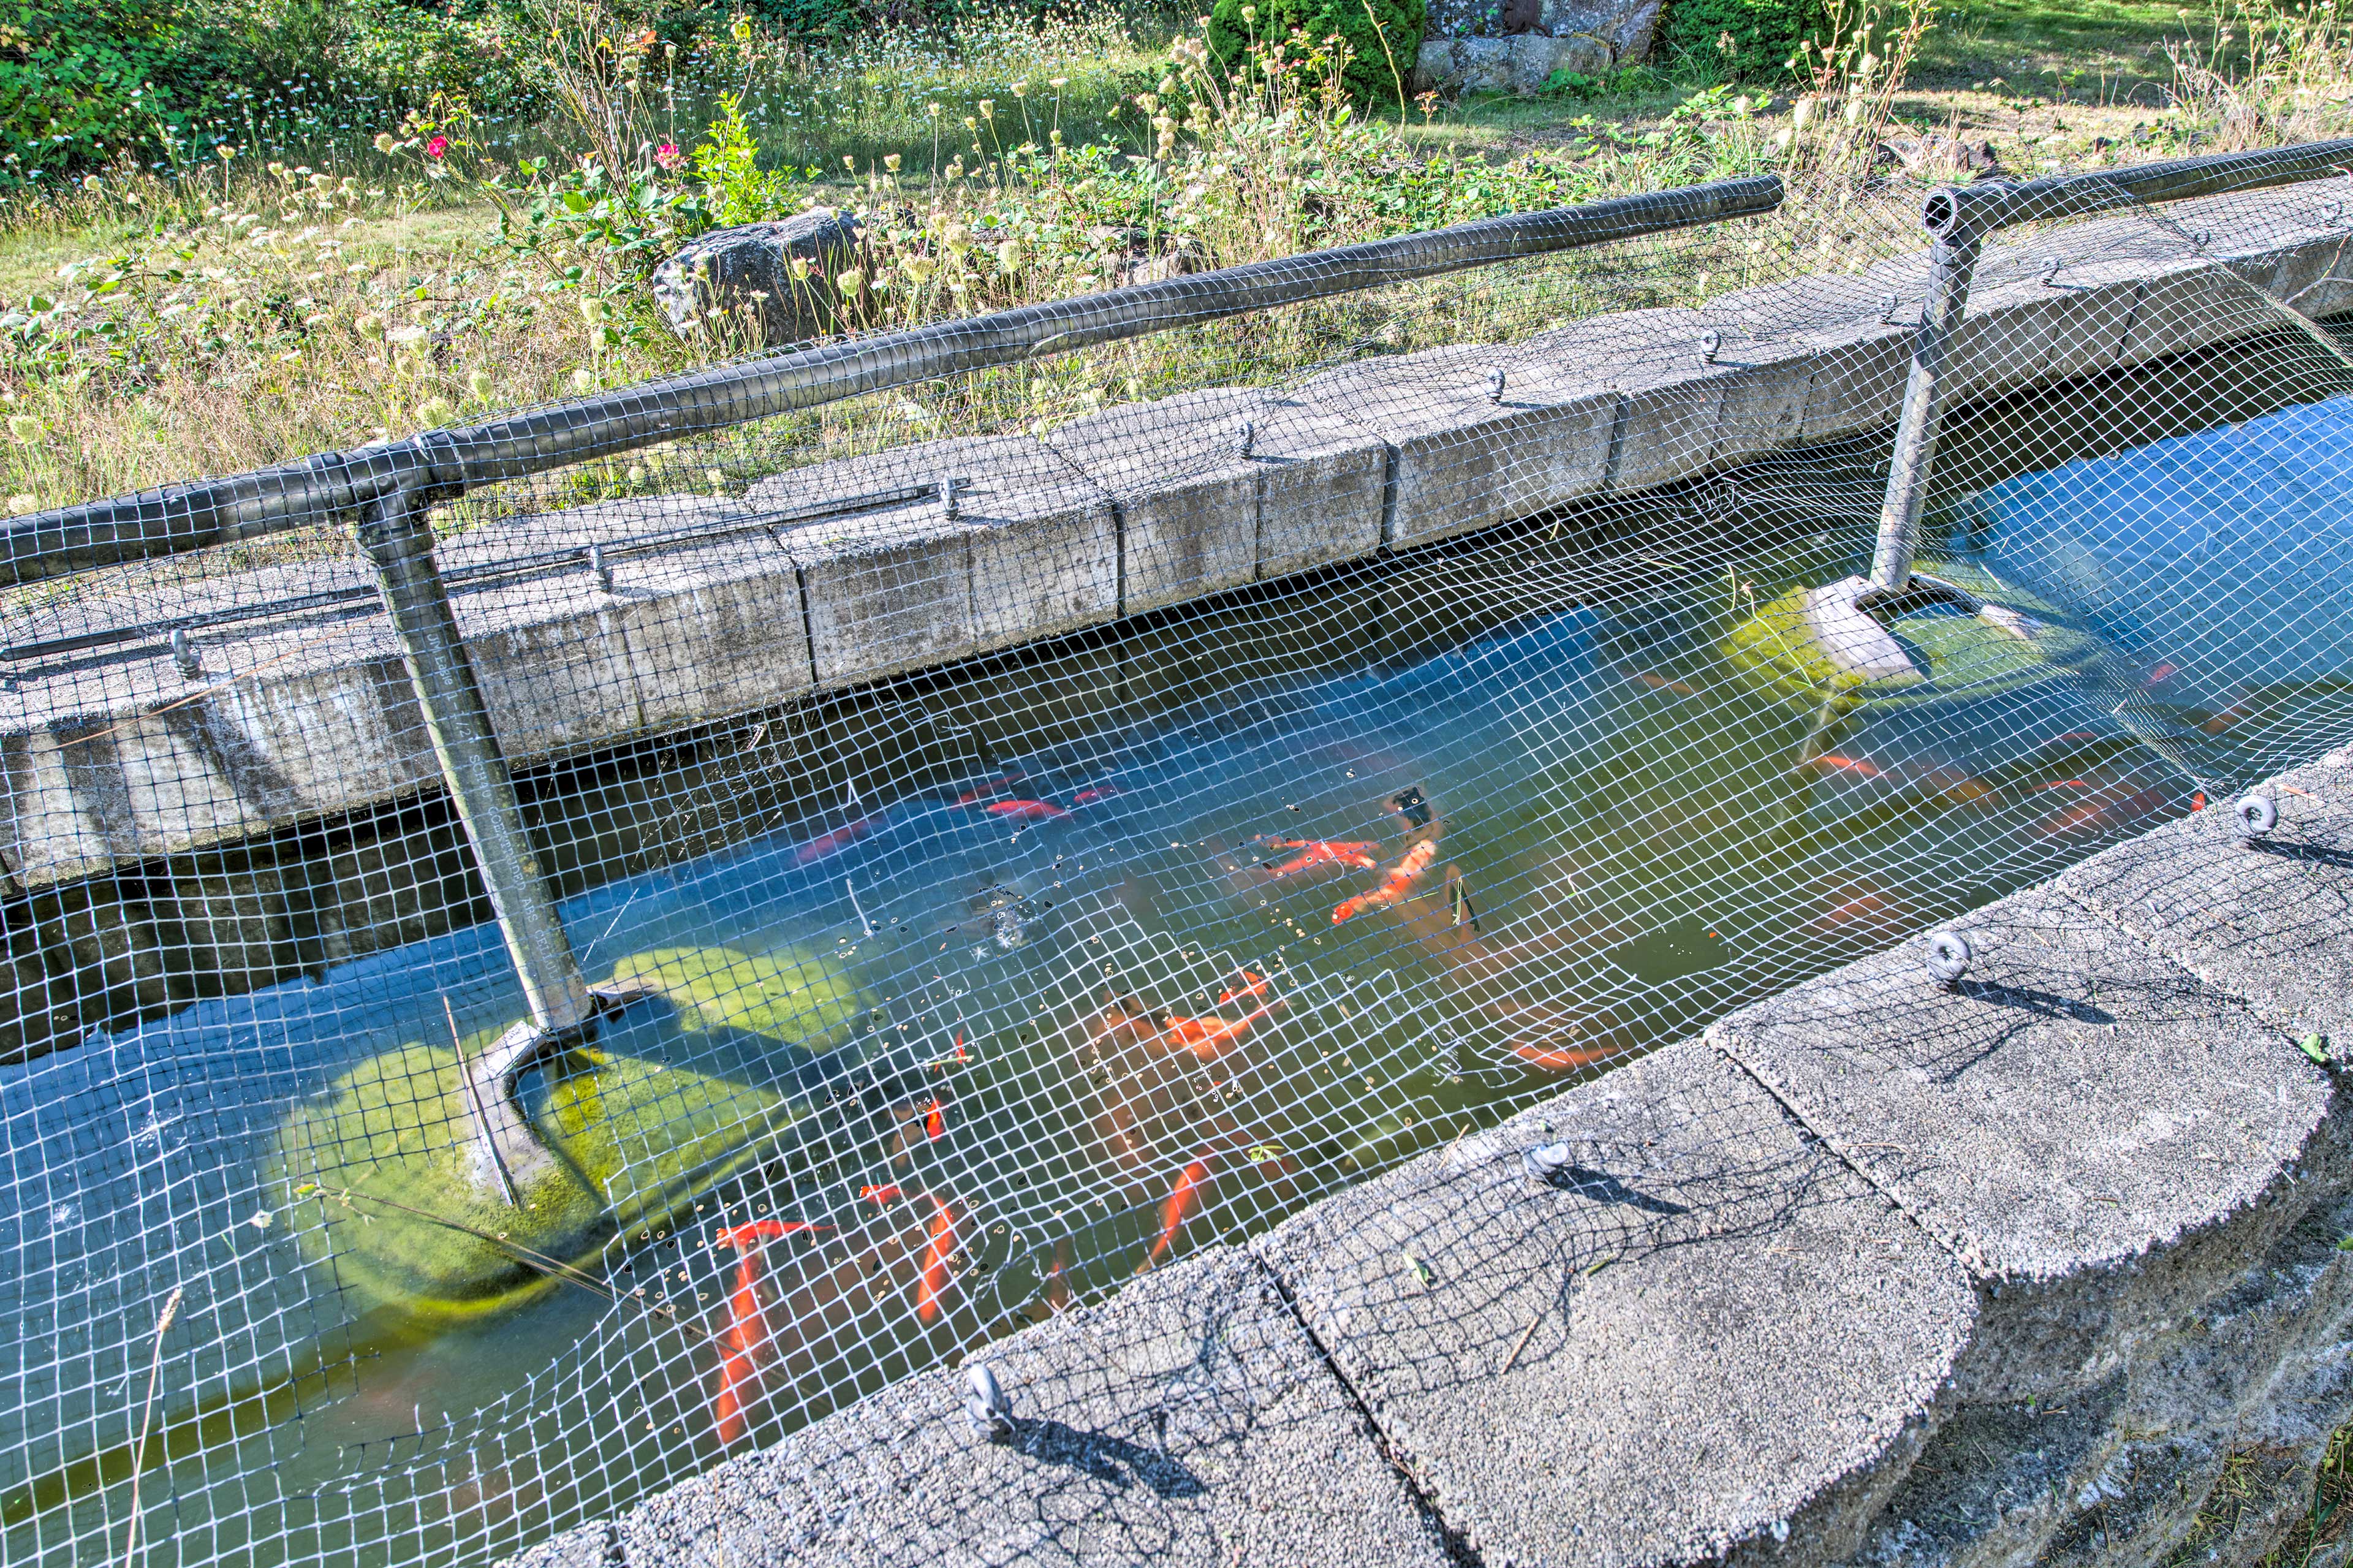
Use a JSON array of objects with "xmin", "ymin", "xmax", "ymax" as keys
[{"xmin": 12, "ymin": 397, "xmax": 2353, "ymax": 1566}]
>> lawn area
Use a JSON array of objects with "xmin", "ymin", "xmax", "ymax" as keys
[{"xmin": 0, "ymin": 0, "xmax": 2336, "ymax": 510}]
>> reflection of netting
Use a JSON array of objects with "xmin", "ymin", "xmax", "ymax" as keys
[{"xmin": 8, "ymin": 154, "xmax": 2353, "ymax": 1568}]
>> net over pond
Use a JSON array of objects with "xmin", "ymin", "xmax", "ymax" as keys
[{"xmin": 7, "ymin": 151, "xmax": 2353, "ymax": 1567}]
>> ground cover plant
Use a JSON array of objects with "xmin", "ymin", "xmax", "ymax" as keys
[{"xmin": 7, "ymin": 0, "xmax": 2353, "ymax": 515}]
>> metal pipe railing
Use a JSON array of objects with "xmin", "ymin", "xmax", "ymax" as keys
[
  {"xmin": 1, "ymin": 175, "xmax": 1783, "ymax": 591},
  {"xmin": 1865, "ymin": 137, "xmax": 2353, "ymax": 599},
  {"xmin": 13, "ymin": 175, "xmax": 1777, "ymax": 1198}
]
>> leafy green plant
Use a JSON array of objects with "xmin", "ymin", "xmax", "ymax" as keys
[
  {"xmin": 0, "ymin": 0, "xmax": 249, "ymax": 179},
  {"xmin": 1658, "ymin": 0, "xmax": 1827, "ymax": 80},
  {"xmin": 1541, "ymin": 69, "xmax": 1604, "ymax": 97},
  {"xmin": 1205, "ymin": 0, "xmax": 1426, "ymax": 103},
  {"xmin": 691, "ymin": 93, "xmax": 803, "ymax": 224}
]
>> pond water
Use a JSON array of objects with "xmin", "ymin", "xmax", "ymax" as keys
[{"xmin": 4, "ymin": 433, "xmax": 2343, "ymax": 1566}]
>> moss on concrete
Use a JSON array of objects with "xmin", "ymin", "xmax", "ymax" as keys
[
  {"xmin": 1721, "ymin": 559, "xmax": 2113, "ymax": 716},
  {"xmin": 276, "ymin": 942, "xmax": 865, "ymax": 1322}
]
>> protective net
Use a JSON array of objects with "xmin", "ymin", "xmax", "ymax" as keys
[{"xmin": 7, "ymin": 147, "xmax": 2353, "ymax": 1567}]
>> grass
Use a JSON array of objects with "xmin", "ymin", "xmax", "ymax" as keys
[{"xmin": 5, "ymin": 0, "xmax": 2349, "ymax": 519}]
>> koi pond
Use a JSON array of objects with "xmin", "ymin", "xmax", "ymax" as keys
[{"xmin": 7, "ymin": 398, "xmax": 2351, "ymax": 1567}]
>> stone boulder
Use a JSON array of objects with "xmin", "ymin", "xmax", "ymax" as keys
[
  {"xmin": 650, "ymin": 210, "xmax": 865, "ymax": 349},
  {"xmin": 1413, "ymin": 0, "xmax": 1659, "ymax": 94}
]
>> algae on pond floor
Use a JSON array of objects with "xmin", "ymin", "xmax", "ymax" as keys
[{"xmin": 274, "ymin": 944, "xmax": 865, "ymax": 1320}]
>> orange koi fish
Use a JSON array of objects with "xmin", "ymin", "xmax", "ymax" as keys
[
  {"xmin": 859, "ymin": 1184, "xmax": 903, "ymax": 1207},
  {"xmin": 1507, "ymin": 1040, "xmax": 1615, "ymax": 1074},
  {"xmin": 916, "ymin": 1197, "xmax": 961, "ymax": 1324},
  {"xmin": 953, "ymin": 775, "xmax": 1018, "ymax": 805},
  {"xmin": 922, "ymin": 1099, "xmax": 947, "ymax": 1140},
  {"xmin": 2145, "ymin": 661, "xmax": 2180, "ymax": 686},
  {"xmin": 2035, "ymin": 784, "xmax": 2180, "ymax": 842},
  {"xmin": 711, "ymin": 1220, "xmax": 829, "ymax": 1444},
  {"xmin": 1042, "ymin": 1238, "xmax": 1072, "ymax": 1314},
  {"xmin": 1807, "ymin": 753, "xmax": 1885, "ymax": 780},
  {"xmin": 1146, "ymin": 1156, "xmax": 1214, "ymax": 1268},
  {"xmin": 928, "ymin": 1032, "xmax": 972, "ymax": 1071},
  {"xmin": 1217, "ymin": 969, "xmax": 1272, "ymax": 1005},
  {"xmin": 2033, "ymin": 779, "xmax": 2095, "ymax": 791},
  {"xmin": 1620, "ymin": 668, "xmax": 1702, "ymax": 697},
  {"xmin": 1260, "ymin": 839, "xmax": 1380, "ymax": 876},
  {"xmin": 1160, "ymin": 1001, "xmax": 1279, "ymax": 1063},
  {"xmin": 1333, "ymin": 838, "xmax": 1438, "ymax": 924},
  {"xmin": 1071, "ymin": 785, "xmax": 1124, "ymax": 806},
  {"xmin": 793, "ymin": 814, "xmax": 882, "ymax": 866},
  {"xmin": 987, "ymin": 800, "xmax": 1069, "ymax": 822}
]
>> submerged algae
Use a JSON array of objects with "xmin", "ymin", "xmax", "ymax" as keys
[
  {"xmin": 1722, "ymin": 559, "xmax": 2113, "ymax": 714},
  {"xmin": 276, "ymin": 944, "xmax": 865, "ymax": 1320}
]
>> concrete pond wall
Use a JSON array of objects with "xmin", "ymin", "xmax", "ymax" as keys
[
  {"xmin": 512, "ymin": 749, "xmax": 2353, "ymax": 1568},
  {"xmin": 6, "ymin": 181, "xmax": 2353, "ymax": 1067}
]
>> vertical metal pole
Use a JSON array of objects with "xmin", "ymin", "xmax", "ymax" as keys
[
  {"xmin": 1870, "ymin": 209, "xmax": 1984, "ymax": 594},
  {"xmin": 356, "ymin": 480, "xmax": 595, "ymax": 1039}
]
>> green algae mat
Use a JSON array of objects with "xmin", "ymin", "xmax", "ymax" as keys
[{"xmin": 274, "ymin": 945, "xmax": 864, "ymax": 1320}]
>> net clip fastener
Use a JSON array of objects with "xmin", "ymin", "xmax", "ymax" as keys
[
  {"xmin": 1925, "ymin": 929, "xmax": 1972, "ymax": 988},
  {"xmin": 967, "ymin": 1362, "xmax": 1015, "ymax": 1442}
]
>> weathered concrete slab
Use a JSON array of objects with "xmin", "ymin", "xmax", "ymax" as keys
[
  {"xmin": 1709, "ymin": 884, "xmax": 2344, "ymax": 1403},
  {"xmin": 1840, "ymin": 1189, "xmax": 2353, "ymax": 1568},
  {"xmin": 1298, "ymin": 343, "xmax": 1618, "ymax": 547},
  {"xmin": 519, "ymin": 1246, "xmax": 1449, "ymax": 1568},
  {"xmin": 1047, "ymin": 388, "xmax": 1262, "ymax": 614},
  {"xmin": 1258, "ymin": 1038, "xmax": 1977, "ymax": 1568},
  {"xmin": 0, "ymin": 520, "xmax": 806, "ymax": 885},
  {"xmin": 1520, "ymin": 308, "xmax": 1738, "ymax": 495},
  {"xmin": 1943, "ymin": 264, "xmax": 2142, "ymax": 403},
  {"xmin": 754, "ymin": 436, "xmax": 1114, "ymax": 684},
  {"xmin": 1246, "ymin": 394, "xmax": 1391, "ymax": 580},
  {"xmin": 2056, "ymin": 761, "xmax": 2353, "ymax": 1053}
]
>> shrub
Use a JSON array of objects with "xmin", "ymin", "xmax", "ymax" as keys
[
  {"xmin": 745, "ymin": 0, "xmax": 865, "ymax": 42},
  {"xmin": 0, "ymin": 0, "xmax": 251, "ymax": 178},
  {"xmin": 1205, "ymin": 0, "xmax": 1427, "ymax": 103},
  {"xmin": 1657, "ymin": 0, "xmax": 1825, "ymax": 81}
]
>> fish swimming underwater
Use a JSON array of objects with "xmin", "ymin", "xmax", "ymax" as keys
[
  {"xmin": 1143, "ymin": 1156, "xmax": 1214, "ymax": 1270},
  {"xmin": 794, "ymin": 814, "xmax": 885, "ymax": 866},
  {"xmin": 1217, "ymin": 969, "xmax": 1272, "ymax": 1005},
  {"xmin": 1334, "ymin": 838, "xmax": 1439, "ymax": 923},
  {"xmin": 711, "ymin": 1220, "xmax": 830, "ymax": 1444},
  {"xmin": 986, "ymin": 800, "xmax": 1070, "ymax": 822},
  {"xmin": 1160, "ymin": 1000, "xmax": 1281, "ymax": 1063},
  {"xmin": 1259, "ymin": 839, "xmax": 1381, "ymax": 877},
  {"xmin": 915, "ymin": 1197, "xmax": 962, "ymax": 1324}
]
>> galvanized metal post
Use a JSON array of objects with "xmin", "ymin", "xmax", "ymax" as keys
[
  {"xmin": 1869, "ymin": 192, "xmax": 1984, "ymax": 595},
  {"xmin": 356, "ymin": 477, "xmax": 595, "ymax": 1192}
]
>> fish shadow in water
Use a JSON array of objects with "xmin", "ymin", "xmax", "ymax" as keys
[
  {"xmin": 1011, "ymin": 1418, "xmax": 1204, "ymax": 1499},
  {"xmin": 1536, "ymin": 1163, "xmax": 1689, "ymax": 1217}
]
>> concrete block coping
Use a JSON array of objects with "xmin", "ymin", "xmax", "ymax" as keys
[
  {"xmin": 512, "ymin": 754, "xmax": 2353, "ymax": 1568},
  {"xmin": 2, "ymin": 181, "xmax": 2348, "ymax": 890},
  {"xmin": 517, "ymin": 1246, "xmax": 1452, "ymax": 1568}
]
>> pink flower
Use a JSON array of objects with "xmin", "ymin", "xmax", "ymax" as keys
[
  {"xmin": 425, "ymin": 135, "xmax": 449, "ymax": 159},
  {"xmin": 654, "ymin": 142, "xmax": 684, "ymax": 171}
]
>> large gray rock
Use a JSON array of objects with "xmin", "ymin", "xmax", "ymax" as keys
[
  {"xmin": 1414, "ymin": 0, "xmax": 1659, "ymax": 93},
  {"xmin": 651, "ymin": 211, "xmax": 864, "ymax": 349}
]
